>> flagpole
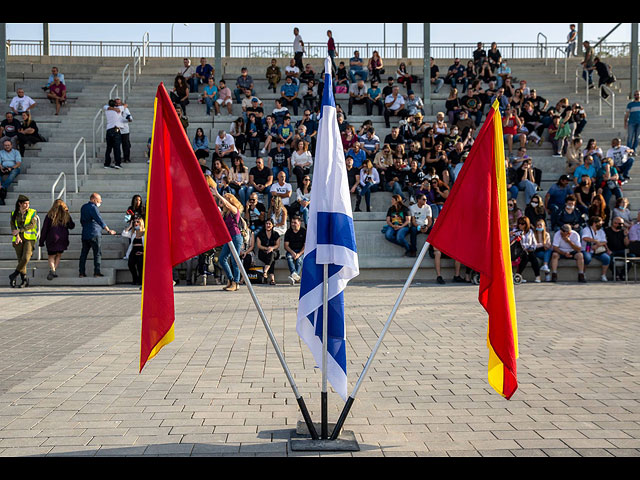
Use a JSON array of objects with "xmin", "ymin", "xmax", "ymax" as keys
[
  {"xmin": 321, "ymin": 263, "xmax": 329, "ymax": 439},
  {"xmin": 330, "ymin": 240, "xmax": 431, "ymax": 440},
  {"xmin": 228, "ymin": 241, "xmax": 319, "ymax": 440}
]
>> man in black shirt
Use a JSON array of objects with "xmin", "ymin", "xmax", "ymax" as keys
[
  {"xmin": 382, "ymin": 77, "xmax": 395, "ymax": 98},
  {"xmin": 0, "ymin": 112, "xmax": 22, "ymax": 149},
  {"xmin": 460, "ymin": 90, "xmax": 483, "ymax": 126},
  {"xmin": 248, "ymin": 157, "xmax": 274, "ymax": 206},
  {"xmin": 430, "ymin": 58, "xmax": 444, "ymax": 94},
  {"xmin": 345, "ymin": 156, "xmax": 364, "ymax": 211},
  {"xmin": 268, "ymin": 139, "xmax": 292, "ymax": 181},
  {"xmin": 473, "ymin": 42, "xmax": 487, "ymax": 70},
  {"xmin": 526, "ymin": 89, "xmax": 548, "ymax": 114},
  {"xmin": 384, "ymin": 127, "xmax": 405, "ymax": 151},
  {"xmin": 245, "ymin": 192, "xmax": 267, "ymax": 235},
  {"xmin": 284, "ymin": 216, "xmax": 306, "ymax": 284},
  {"xmin": 385, "ymin": 157, "xmax": 408, "ymax": 195}
]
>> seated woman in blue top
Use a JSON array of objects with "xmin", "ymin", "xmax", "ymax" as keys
[{"xmin": 193, "ymin": 128, "xmax": 209, "ymax": 160}]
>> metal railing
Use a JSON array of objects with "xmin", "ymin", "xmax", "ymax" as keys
[
  {"xmin": 554, "ymin": 47, "xmax": 568, "ymax": 83},
  {"xmin": 537, "ymin": 33, "xmax": 548, "ymax": 65},
  {"xmin": 6, "ymin": 39, "xmax": 634, "ymax": 60},
  {"xmin": 575, "ymin": 65, "xmax": 591, "ymax": 104},
  {"xmin": 599, "ymin": 85, "xmax": 616, "ymax": 128},
  {"xmin": 92, "ymin": 108, "xmax": 105, "ymax": 159},
  {"xmin": 108, "ymin": 83, "xmax": 118, "ymax": 101},
  {"xmin": 51, "ymin": 172, "xmax": 67, "ymax": 204},
  {"xmin": 122, "ymin": 64, "xmax": 131, "ymax": 102},
  {"xmin": 73, "ymin": 137, "xmax": 87, "ymax": 193}
]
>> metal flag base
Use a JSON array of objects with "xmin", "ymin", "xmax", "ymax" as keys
[{"xmin": 289, "ymin": 420, "xmax": 359, "ymax": 452}]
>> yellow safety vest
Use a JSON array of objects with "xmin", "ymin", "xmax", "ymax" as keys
[{"xmin": 12, "ymin": 208, "xmax": 37, "ymax": 242}]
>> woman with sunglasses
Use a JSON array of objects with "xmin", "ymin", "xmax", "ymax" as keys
[{"xmin": 513, "ymin": 216, "xmax": 541, "ymax": 283}]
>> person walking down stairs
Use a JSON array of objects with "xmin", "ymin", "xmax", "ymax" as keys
[
  {"xmin": 38, "ymin": 199, "xmax": 75, "ymax": 281},
  {"xmin": 9, "ymin": 195, "xmax": 37, "ymax": 288}
]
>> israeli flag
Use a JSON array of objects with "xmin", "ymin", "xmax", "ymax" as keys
[{"xmin": 296, "ymin": 57, "xmax": 359, "ymax": 401}]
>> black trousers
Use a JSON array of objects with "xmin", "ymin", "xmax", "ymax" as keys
[
  {"xmin": 294, "ymin": 52, "xmax": 304, "ymax": 70},
  {"xmin": 121, "ymin": 132, "xmax": 131, "ymax": 162},
  {"xmin": 258, "ymin": 249, "xmax": 278, "ymax": 275},
  {"xmin": 517, "ymin": 250, "xmax": 540, "ymax": 277},
  {"xmin": 128, "ymin": 252, "xmax": 144, "ymax": 284},
  {"xmin": 105, "ymin": 128, "xmax": 122, "ymax": 167}
]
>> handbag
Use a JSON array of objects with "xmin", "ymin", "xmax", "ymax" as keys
[
  {"xmin": 336, "ymin": 85, "xmax": 348, "ymax": 94},
  {"xmin": 554, "ymin": 121, "xmax": 571, "ymax": 139}
]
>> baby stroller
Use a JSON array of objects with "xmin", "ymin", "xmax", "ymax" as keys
[
  {"xmin": 510, "ymin": 233, "xmax": 525, "ymax": 285},
  {"xmin": 197, "ymin": 247, "xmax": 223, "ymax": 286}
]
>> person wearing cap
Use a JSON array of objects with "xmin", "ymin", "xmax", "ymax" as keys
[
  {"xmin": 9, "ymin": 194, "xmax": 37, "ymax": 287},
  {"xmin": 550, "ymin": 223, "xmax": 586, "ymax": 283}
]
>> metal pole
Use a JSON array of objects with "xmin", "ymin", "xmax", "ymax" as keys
[
  {"xmin": 402, "ymin": 23, "xmax": 408, "ymax": 58},
  {"xmin": 215, "ymin": 23, "xmax": 222, "ymax": 82},
  {"xmin": 330, "ymin": 240, "xmax": 431, "ymax": 440},
  {"xmin": 631, "ymin": 23, "xmax": 638, "ymax": 99},
  {"xmin": 227, "ymin": 241, "xmax": 319, "ymax": 440},
  {"xmin": 225, "ymin": 23, "xmax": 231, "ymax": 58},
  {"xmin": 43, "ymin": 23, "xmax": 50, "ymax": 56},
  {"xmin": 578, "ymin": 23, "xmax": 584, "ymax": 56},
  {"xmin": 0, "ymin": 23, "xmax": 6, "ymax": 103},
  {"xmin": 321, "ymin": 263, "xmax": 329, "ymax": 439},
  {"xmin": 423, "ymin": 23, "xmax": 431, "ymax": 113}
]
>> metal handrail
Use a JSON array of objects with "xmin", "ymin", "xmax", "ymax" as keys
[
  {"xmin": 108, "ymin": 83, "xmax": 118, "ymax": 101},
  {"xmin": 133, "ymin": 47, "xmax": 141, "ymax": 79},
  {"xmin": 122, "ymin": 64, "xmax": 130, "ymax": 102},
  {"xmin": 553, "ymin": 47, "xmax": 568, "ymax": 83},
  {"xmin": 599, "ymin": 85, "xmax": 616, "ymax": 128},
  {"xmin": 51, "ymin": 172, "xmax": 66, "ymax": 205},
  {"xmin": 92, "ymin": 108, "xmax": 105, "ymax": 159},
  {"xmin": 142, "ymin": 32, "xmax": 150, "ymax": 66},
  {"xmin": 73, "ymin": 137, "xmax": 87, "ymax": 193},
  {"xmin": 575, "ymin": 65, "xmax": 591, "ymax": 104},
  {"xmin": 537, "ymin": 33, "xmax": 548, "ymax": 65}
]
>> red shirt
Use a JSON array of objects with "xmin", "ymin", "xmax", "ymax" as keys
[
  {"xmin": 50, "ymin": 83, "xmax": 66, "ymax": 98},
  {"xmin": 328, "ymin": 38, "xmax": 335, "ymax": 52}
]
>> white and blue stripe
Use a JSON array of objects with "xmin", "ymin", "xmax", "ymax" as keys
[{"xmin": 296, "ymin": 57, "xmax": 359, "ymax": 401}]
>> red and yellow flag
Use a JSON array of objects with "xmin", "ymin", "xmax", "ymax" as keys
[
  {"xmin": 428, "ymin": 100, "xmax": 518, "ymax": 399},
  {"xmin": 140, "ymin": 84, "xmax": 231, "ymax": 372}
]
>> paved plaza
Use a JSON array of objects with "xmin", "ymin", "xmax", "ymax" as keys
[{"xmin": 0, "ymin": 280, "xmax": 639, "ymax": 457}]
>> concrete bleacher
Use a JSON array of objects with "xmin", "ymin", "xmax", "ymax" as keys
[{"xmin": 1, "ymin": 55, "xmax": 637, "ymax": 287}]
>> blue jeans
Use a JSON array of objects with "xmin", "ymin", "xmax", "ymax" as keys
[
  {"xmin": 582, "ymin": 68, "xmax": 594, "ymax": 86},
  {"xmin": 628, "ymin": 122, "xmax": 640, "ymax": 151},
  {"xmin": 583, "ymin": 251, "xmax": 611, "ymax": 266},
  {"xmin": 386, "ymin": 181, "xmax": 403, "ymax": 195},
  {"xmin": 231, "ymin": 184, "xmax": 249, "ymax": 206},
  {"xmin": 358, "ymin": 182, "xmax": 379, "ymax": 209},
  {"xmin": 432, "ymin": 78, "xmax": 444, "ymax": 93},
  {"xmin": 271, "ymin": 166, "xmax": 290, "ymax": 182},
  {"xmin": 188, "ymin": 77, "xmax": 199, "ymax": 93},
  {"xmin": 384, "ymin": 225, "xmax": 411, "ymax": 252},
  {"xmin": 1, "ymin": 166, "xmax": 20, "ymax": 190},
  {"xmin": 602, "ymin": 184, "xmax": 623, "ymax": 205},
  {"xmin": 79, "ymin": 235, "xmax": 102, "ymax": 275},
  {"xmin": 518, "ymin": 179, "xmax": 537, "ymax": 204},
  {"xmin": 618, "ymin": 158, "xmax": 635, "ymax": 180},
  {"xmin": 218, "ymin": 233, "xmax": 243, "ymax": 283},
  {"xmin": 286, "ymin": 251, "xmax": 304, "ymax": 276},
  {"xmin": 349, "ymin": 69, "xmax": 368, "ymax": 82},
  {"xmin": 535, "ymin": 248, "xmax": 553, "ymax": 266},
  {"xmin": 205, "ymin": 97, "xmax": 214, "ymax": 115}
]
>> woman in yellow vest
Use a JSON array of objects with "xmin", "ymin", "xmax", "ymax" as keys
[{"xmin": 9, "ymin": 194, "xmax": 37, "ymax": 288}]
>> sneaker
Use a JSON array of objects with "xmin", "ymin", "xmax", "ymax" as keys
[
  {"xmin": 47, "ymin": 270, "xmax": 54, "ymax": 281},
  {"xmin": 540, "ymin": 264, "xmax": 550, "ymax": 273},
  {"xmin": 552, "ymin": 154, "xmax": 563, "ymax": 158},
  {"xmin": 292, "ymin": 273, "xmax": 301, "ymax": 282},
  {"xmin": 260, "ymin": 148, "xmax": 266, "ymax": 154},
  {"xmin": 545, "ymin": 273, "xmax": 551, "ymax": 282},
  {"xmin": 534, "ymin": 277, "xmax": 541, "ymax": 283},
  {"xmin": 288, "ymin": 275, "xmax": 296, "ymax": 285},
  {"xmin": 104, "ymin": 165, "xmax": 111, "ymax": 169},
  {"xmin": 551, "ymin": 272, "xmax": 558, "ymax": 282},
  {"xmin": 520, "ymin": 278, "xmax": 527, "ymax": 283},
  {"xmin": 578, "ymin": 273, "xmax": 586, "ymax": 283},
  {"xmin": 453, "ymin": 275, "xmax": 465, "ymax": 283},
  {"xmin": 436, "ymin": 276, "xmax": 445, "ymax": 285},
  {"xmin": 79, "ymin": 273, "xmax": 87, "ymax": 278},
  {"xmin": 600, "ymin": 274, "xmax": 608, "ymax": 282},
  {"xmin": 94, "ymin": 273, "xmax": 104, "ymax": 277},
  {"xmin": 113, "ymin": 165, "xmax": 122, "ymax": 169},
  {"xmin": 9, "ymin": 271, "xmax": 18, "ymax": 288}
]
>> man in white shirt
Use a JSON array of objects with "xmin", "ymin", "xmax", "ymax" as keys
[
  {"xmin": 384, "ymin": 86, "xmax": 407, "ymax": 128},
  {"xmin": 606, "ymin": 137, "xmax": 634, "ymax": 183},
  {"xmin": 408, "ymin": 194, "xmax": 433, "ymax": 257},
  {"xmin": 178, "ymin": 58, "xmax": 197, "ymax": 94},
  {"xmin": 115, "ymin": 98, "xmax": 133, "ymax": 163},
  {"xmin": 293, "ymin": 27, "xmax": 304, "ymax": 71},
  {"xmin": 103, "ymin": 99, "xmax": 124, "ymax": 169},
  {"xmin": 270, "ymin": 171, "xmax": 292, "ymax": 207},
  {"xmin": 213, "ymin": 130, "xmax": 238, "ymax": 165},
  {"xmin": 550, "ymin": 224, "xmax": 586, "ymax": 283},
  {"xmin": 10, "ymin": 89, "xmax": 36, "ymax": 115}
]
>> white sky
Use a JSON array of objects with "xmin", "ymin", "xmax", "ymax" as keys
[{"xmin": 5, "ymin": 23, "xmax": 632, "ymax": 45}]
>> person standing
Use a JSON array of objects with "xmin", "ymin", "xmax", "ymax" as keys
[
  {"xmin": 212, "ymin": 189, "xmax": 245, "ymax": 292},
  {"xmin": 566, "ymin": 24, "xmax": 577, "ymax": 57},
  {"xmin": 115, "ymin": 98, "xmax": 133, "ymax": 163},
  {"xmin": 79, "ymin": 193, "xmax": 116, "ymax": 278},
  {"xmin": 122, "ymin": 217, "xmax": 145, "ymax": 285},
  {"xmin": 293, "ymin": 27, "xmax": 305, "ymax": 71},
  {"xmin": 327, "ymin": 30, "xmax": 337, "ymax": 70},
  {"xmin": 581, "ymin": 41, "xmax": 595, "ymax": 88},
  {"xmin": 39, "ymin": 199, "xmax": 75, "ymax": 281},
  {"xmin": 103, "ymin": 99, "xmax": 124, "ymax": 169},
  {"xmin": 625, "ymin": 90, "xmax": 640, "ymax": 151},
  {"xmin": 9, "ymin": 195, "xmax": 37, "ymax": 288}
]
